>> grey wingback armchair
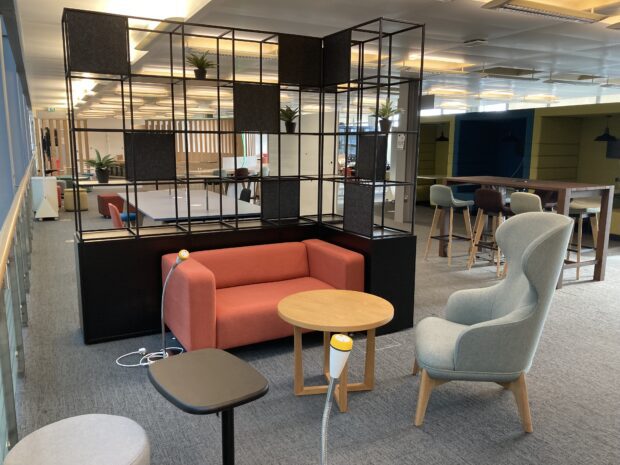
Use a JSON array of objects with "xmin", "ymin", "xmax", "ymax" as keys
[{"xmin": 413, "ymin": 212, "xmax": 573, "ymax": 432}]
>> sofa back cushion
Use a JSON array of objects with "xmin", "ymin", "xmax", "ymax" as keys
[{"xmin": 192, "ymin": 242, "xmax": 309, "ymax": 288}]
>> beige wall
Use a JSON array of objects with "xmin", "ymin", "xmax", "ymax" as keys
[
  {"xmin": 577, "ymin": 116, "xmax": 620, "ymax": 186},
  {"xmin": 531, "ymin": 116, "xmax": 581, "ymax": 181}
]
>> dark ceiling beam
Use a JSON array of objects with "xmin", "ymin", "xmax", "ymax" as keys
[{"xmin": 0, "ymin": 0, "xmax": 32, "ymax": 109}]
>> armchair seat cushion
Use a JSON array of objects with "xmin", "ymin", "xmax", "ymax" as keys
[
  {"xmin": 216, "ymin": 277, "xmax": 333, "ymax": 349},
  {"xmin": 415, "ymin": 317, "xmax": 465, "ymax": 372}
]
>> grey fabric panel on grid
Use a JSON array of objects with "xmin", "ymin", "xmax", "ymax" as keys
[
  {"xmin": 4, "ymin": 414, "xmax": 150, "ymax": 465},
  {"xmin": 429, "ymin": 184, "xmax": 473, "ymax": 209},
  {"xmin": 510, "ymin": 192, "xmax": 543, "ymax": 214},
  {"xmin": 415, "ymin": 212, "xmax": 573, "ymax": 382}
]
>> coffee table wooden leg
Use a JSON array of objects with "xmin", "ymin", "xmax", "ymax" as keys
[
  {"xmin": 323, "ymin": 331, "xmax": 330, "ymax": 377},
  {"xmin": 294, "ymin": 326, "xmax": 304, "ymax": 395},
  {"xmin": 363, "ymin": 329, "xmax": 376, "ymax": 390},
  {"xmin": 334, "ymin": 361, "xmax": 349, "ymax": 413}
]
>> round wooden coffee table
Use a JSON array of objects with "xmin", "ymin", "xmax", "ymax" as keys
[{"xmin": 278, "ymin": 289, "xmax": 394, "ymax": 412}]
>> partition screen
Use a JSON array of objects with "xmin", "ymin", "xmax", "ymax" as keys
[{"xmin": 62, "ymin": 10, "xmax": 424, "ymax": 241}]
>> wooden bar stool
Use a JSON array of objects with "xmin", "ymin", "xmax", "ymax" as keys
[
  {"xmin": 424, "ymin": 184, "xmax": 474, "ymax": 265},
  {"xmin": 510, "ymin": 192, "xmax": 543, "ymax": 215},
  {"xmin": 567, "ymin": 198, "xmax": 600, "ymax": 280},
  {"xmin": 468, "ymin": 188, "xmax": 512, "ymax": 276},
  {"xmin": 533, "ymin": 189, "xmax": 558, "ymax": 211}
]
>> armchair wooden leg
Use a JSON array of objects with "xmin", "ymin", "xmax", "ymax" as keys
[
  {"xmin": 412, "ymin": 358, "xmax": 419, "ymax": 376},
  {"xmin": 414, "ymin": 369, "xmax": 448, "ymax": 426},
  {"xmin": 507, "ymin": 373, "xmax": 533, "ymax": 433},
  {"xmin": 424, "ymin": 206, "xmax": 440, "ymax": 260}
]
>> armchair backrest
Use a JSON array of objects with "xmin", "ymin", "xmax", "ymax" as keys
[{"xmin": 476, "ymin": 212, "xmax": 572, "ymax": 371}]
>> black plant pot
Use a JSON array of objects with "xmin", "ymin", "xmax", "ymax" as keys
[
  {"xmin": 194, "ymin": 68, "xmax": 207, "ymax": 80},
  {"xmin": 379, "ymin": 118, "xmax": 392, "ymax": 133},
  {"xmin": 285, "ymin": 121, "xmax": 296, "ymax": 134},
  {"xmin": 95, "ymin": 168, "xmax": 110, "ymax": 184}
]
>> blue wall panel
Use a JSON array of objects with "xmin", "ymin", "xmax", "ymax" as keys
[{"xmin": 453, "ymin": 109, "xmax": 534, "ymax": 186}]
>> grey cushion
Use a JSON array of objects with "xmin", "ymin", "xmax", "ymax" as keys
[
  {"xmin": 5, "ymin": 414, "xmax": 150, "ymax": 465},
  {"xmin": 415, "ymin": 212, "xmax": 573, "ymax": 382},
  {"xmin": 452, "ymin": 198, "xmax": 474, "ymax": 208},
  {"xmin": 430, "ymin": 184, "xmax": 473, "ymax": 209},
  {"xmin": 415, "ymin": 317, "xmax": 465, "ymax": 371},
  {"xmin": 569, "ymin": 199, "xmax": 600, "ymax": 214}
]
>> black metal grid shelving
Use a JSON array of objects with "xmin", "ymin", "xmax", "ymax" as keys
[{"xmin": 62, "ymin": 9, "xmax": 425, "ymax": 242}]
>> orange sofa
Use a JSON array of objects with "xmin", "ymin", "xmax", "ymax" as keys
[{"xmin": 161, "ymin": 239, "xmax": 364, "ymax": 350}]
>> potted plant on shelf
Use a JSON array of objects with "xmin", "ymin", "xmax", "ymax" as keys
[
  {"xmin": 371, "ymin": 99, "xmax": 400, "ymax": 133},
  {"xmin": 186, "ymin": 51, "xmax": 216, "ymax": 80},
  {"xmin": 86, "ymin": 150, "xmax": 117, "ymax": 184},
  {"xmin": 280, "ymin": 105, "xmax": 299, "ymax": 134}
]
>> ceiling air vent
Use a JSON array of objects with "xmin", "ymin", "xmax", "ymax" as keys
[
  {"xmin": 463, "ymin": 38, "xmax": 488, "ymax": 47},
  {"xmin": 475, "ymin": 66, "xmax": 540, "ymax": 81},
  {"xmin": 482, "ymin": 0, "xmax": 608, "ymax": 24},
  {"xmin": 543, "ymin": 73, "xmax": 601, "ymax": 85}
]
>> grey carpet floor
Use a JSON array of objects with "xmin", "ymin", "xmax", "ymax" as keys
[{"xmin": 15, "ymin": 199, "xmax": 620, "ymax": 465}]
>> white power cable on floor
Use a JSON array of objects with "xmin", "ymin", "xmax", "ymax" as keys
[{"xmin": 115, "ymin": 250, "xmax": 190, "ymax": 368}]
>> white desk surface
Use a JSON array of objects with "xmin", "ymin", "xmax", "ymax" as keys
[{"xmin": 118, "ymin": 188, "xmax": 260, "ymax": 222}]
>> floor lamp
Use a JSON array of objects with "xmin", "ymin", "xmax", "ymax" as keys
[{"xmin": 321, "ymin": 334, "xmax": 353, "ymax": 465}]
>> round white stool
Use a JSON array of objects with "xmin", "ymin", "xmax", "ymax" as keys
[{"xmin": 4, "ymin": 414, "xmax": 150, "ymax": 465}]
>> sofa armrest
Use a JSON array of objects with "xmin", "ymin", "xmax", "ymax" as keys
[
  {"xmin": 162, "ymin": 255, "xmax": 217, "ymax": 350},
  {"xmin": 303, "ymin": 239, "xmax": 364, "ymax": 290}
]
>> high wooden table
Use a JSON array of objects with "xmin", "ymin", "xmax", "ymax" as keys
[
  {"xmin": 442, "ymin": 176, "xmax": 615, "ymax": 286},
  {"xmin": 277, "ymin": 290, "xmax": 393, "ymax": 412}
]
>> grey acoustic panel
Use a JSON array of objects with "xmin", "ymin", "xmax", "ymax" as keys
[
  {"xmin": 65, "ymin": 10, "xmax": 129, "ymax": 75},
  {"xmin": 233, "ymin": 84, "xmax": 279, "ymax": 133},
  {"xmin": 421, "ymin": 94, "xmax": 435, "ymax": 110},
  {"xmin": 323, "ymin": 29, "xmax": 351, "ymax": 86},
  {"xmin": 124, "ymin": 132, "xmax": 176, "ymax": 181},
  {"xmin": 343, "ymin": 182, "xmax": 374, "ymax": 237},
  {"xmin": 261, "ymin": 179, "xmax": 300, "ymax": 220},
  {"xmin": 357, "ymin": 134, "xmax": 387, "ymax": 180},
  {"xmin": 278, "ymin": 34, "xmax": 322, "ymax": 87}
]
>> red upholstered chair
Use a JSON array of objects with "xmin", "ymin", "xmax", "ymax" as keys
[
  {"xmin": 161, "ymin": 239, "xmax": 365, "ymax": 351},
  {"xmin": 108, "ymin": 203, "xmax": 125, "ymax": 228},
  {"xmin": 97, "ymin": 194, "xmax": 134, "ymax": 218}
]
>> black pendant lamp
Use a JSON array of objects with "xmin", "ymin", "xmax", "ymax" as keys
[
  {"xmin": 436, "ymin": 125, "xmax": 449, "ymax": 142},
  {"xmin": 594, "ymin": 115, "xmax": 617, "ymax": 142}
]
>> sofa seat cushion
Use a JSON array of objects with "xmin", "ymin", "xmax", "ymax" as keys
[{"xmin": 216, "ymin": 277, "xmax": 333, "ymax": 349}]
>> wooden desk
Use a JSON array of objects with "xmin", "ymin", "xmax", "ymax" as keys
[
  {"xmin": 443, "ymin": 176, "xmax": 615, "ymax": 285},
  {"xmin": 118, "ymin": 188, "xmax": 260, "ymax": 222},
  {"xmin": 278, "ymin": 290, "xmax": 393, "ymax": 412}
]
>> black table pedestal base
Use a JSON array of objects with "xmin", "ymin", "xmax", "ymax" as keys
[{"xmin": 222, "ymin": 409, "xmax": 234, "ymax": 465}]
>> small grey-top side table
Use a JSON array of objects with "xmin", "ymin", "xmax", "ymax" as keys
[{"xmin": 148, "ymin": 348, "xmax": 268, "ymax": 465}]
